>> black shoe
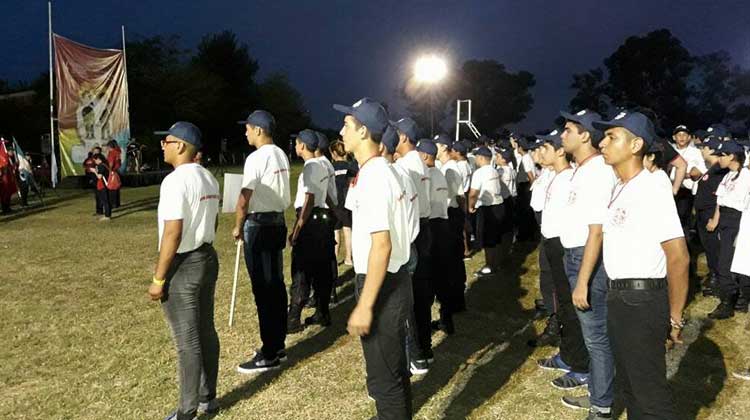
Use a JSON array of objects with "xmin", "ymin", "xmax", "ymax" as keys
[
  {"xmin": 709, "ymin": 298, "xmax": 736, "ymax": 320},
  {"xmin": 331, "ymin": 287, "xmax": 339, "ymax": 304},
  {"xmin": 305, "ymin": 294, "xmax": 317, "ymax": 309},
  {"xmin": 304, "ymin": 312, "xmax": 331, "ymax": 327},
  {"xmin": 736, "ymin": 295, "xmax": 749, "ymax": 313},
  {"xmin": 237, "ymin": 353, "xmax": 280, "ymax": 374},
  {"xmin": 287, "ymin": 317, "xmax": 304, "ymax": 333},
  {"xmin": 702, "ymin": 286, "xmax": 715, "ymax": 297},
  {"xmin": 409, "ymin": 359, "xmax": 429, "ymax": 375}
]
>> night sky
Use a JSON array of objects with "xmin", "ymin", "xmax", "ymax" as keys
[{"xmin": 2, "ymin": 0, "xmax": 749, "ymax": 134}]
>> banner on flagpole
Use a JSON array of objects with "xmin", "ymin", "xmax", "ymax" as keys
[{"xmin": 53, "ymin": 34, "xmax": 130, "ymax": 178}]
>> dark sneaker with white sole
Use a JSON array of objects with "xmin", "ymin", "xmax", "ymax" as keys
[
  {"xmin": 561, "ymin": 395, "xmax": 590, "ymax": 411},
  {"xmin": 732, "ymin": 368, "xmax": 750, "ymax": 380},
  {"xmin": 410, "ymin": 359, "xmax": 430, "ymax": 375},
  {"xmin": 252, "ymin": 348, "xmax": 287, "ymax": 362},
  {"xmin": 237, "ymin": 353, "xmax": 281, "ymax": 374},
  {"xmin": 537, "ymin": 353, "xmax": 571, "ymax": 372},
  {"xmin": 552, "ymin": 372, "xmax": 589, "ymax": 390},
  {"xmin": 585, "ymin": 406, "xmax": 612, "ymax": 419}
]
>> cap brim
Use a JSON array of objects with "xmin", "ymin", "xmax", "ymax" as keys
[
  {"xmin": 592, "ymin": 120, "xmax": 619, "ymax": 131},
  {"xmin": 153, "ymin": 130, "xmax": 170, "ymax": 135},
  {"xmin": 237, "ymin": 120, "xmax": 248, "ymax": 125},
  {"xmin": 333, "ymin": 104, "xmax": 354, "ymax": 114},
  {"xmin": 560, "ymin": 111, "xmax": 583, "ymax": 124}
]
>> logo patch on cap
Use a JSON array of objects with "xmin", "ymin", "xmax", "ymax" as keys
[
  {"xmin": 576, "ymin": 110, "xmax": 587, "ymax": 116},
  {"xmin": 707, "ymin": 127, "xmax": 714, "ymax": 132},
  {"xmin": 614, "ymin": 112, "xmax": 627, "ymax": 120},
  {"xmin": 353, "ymin": 99, "xmax": 363, "ymax": 108},
  {"xmin": 549, "ymin": 129, "xmax": 559, "ymax": 135},
  {"xmin": 718, "ymin": 144, "xmax": 723, "ymax": 150}
]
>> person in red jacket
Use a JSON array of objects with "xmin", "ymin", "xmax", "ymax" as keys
[
  {"xmin": 106, "ymin": 140, "xmax": 122, "ymax": 208},
  {"xmin": 0, "ymin": 139, "xmax": 18, "ymax": 214},
  {"xmin": 92, "ymin": 153, "xmax": 111, "ymax": 221}
]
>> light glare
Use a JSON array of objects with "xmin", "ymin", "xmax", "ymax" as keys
[{"xmin": 414, "ymin": 54, "xmax": 447, "ymax": 83}]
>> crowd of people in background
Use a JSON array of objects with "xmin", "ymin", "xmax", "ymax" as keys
[
  {"xmin": 83, "ymin": 140, "xmax": 122, "ymax": 221},
  {"xmin": 145, "ymin": 100, "xmax": 750, "ymax": 420}
]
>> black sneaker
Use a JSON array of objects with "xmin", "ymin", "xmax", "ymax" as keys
[
  {"xmin": 287, "ymin": 317, "xmax": 304, "ymax": 333},
  {"xmin": 304, "ymin": 312, "xmax": 331, "ymax": 327},
  {"xmin": 430, "ymin": 319, "xmax": 455, "ymax": 335},
  {"xmin": 735, "ymin": 295, "xmax": 749, "ymax": 313},
  {"xmin": 585, "ymin": 406, "xmax": 612, "ymax": 419},
  {"xmin": 551, "ymin": 372, "xmax": 589, "ymax": 390},
  {"xmin": 253, "ymin": 348, "xmax": 287, "ymax": 362},
  {"xmin": 237, "ymin": 353, "xmax": 281, "ymax": 374},
  {"xmin": 410, "ymin": 359, "xmax": 429, "ymax": 375},
  {"xmin": 708, "ymin": 300, "xmax": 735, "ymax": 319},
  {"xmin": 561, "ymin": 395, "xmax": 590, "ymax": 411}
]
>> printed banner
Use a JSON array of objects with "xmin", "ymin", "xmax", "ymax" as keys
[{"xmin": 53, "ymin": 34, "xmax": 130, "ymax": 177}]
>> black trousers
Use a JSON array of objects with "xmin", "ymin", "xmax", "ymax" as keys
[
  {"xmin": 543, "ymin": 237, "xmax": 589, "ymax": 373},
  {"xmin": 696, "ymin": 207, "xmax": 720, "ymax": 277},
  {"xmin": 290, "ymin": 214, "xmax": 334, "ymax": 317},
  {"xmin": 536, "ymin": 212, "xmax": 556, "ymax": 315},
  {"xmin": 516, "ymin": 182, "xmax": 537, "ymax": 240},
  {"xmin": 447, "ymin": 207, "xmax": 467, "ymax": 309},
  {"xmin": 717, "ymin": 207, "xmax": 743, "ymax": 297},
  {"xmin": 607, "ymin": 286, "xmax": 678, "ymax": 420},
  {"xmin": 412, "ymin": 218, "xmax": 433, "ymax": 358},
  {"xmin": 429, "ymin": 218, "xmax": 455, "ymax": 316},
  {"xmin": 674, "ymin": 188, "xmax": 694, "ymax": 236},
  {"xmin": 96, "ymin": 189, "xmax": 111, "ymax": 217},
  {"xmin": 242, "ymin": 213, "xmax": 288, "ymax": 359},
  {"xmin": 355, "ymin": 268, "xmax": 413, "ymax": 420}
]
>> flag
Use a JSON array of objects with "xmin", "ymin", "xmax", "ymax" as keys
[{"xmin": 53, "ymin": 34, "xmax": 130, "ymax": 178}]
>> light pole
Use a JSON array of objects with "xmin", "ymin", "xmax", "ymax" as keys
[{"xmin": 414, "ymin": 54, "xmax": 447, "ymax": 136}]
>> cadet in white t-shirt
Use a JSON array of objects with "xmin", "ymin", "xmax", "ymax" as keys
[
  {"xmin": 335, "ymin": 98, "xmax": 412, "ymax": 418},
  {"xmin": 287, "ymin": 130, "xmax": 334, "ymax": 333},
  {"xmin": 313, "ymin": 131, "xmax": 341, "ymax": 309},
  {"xmin": 392, "ymin": 117, "xmax": 436, "ymax": 370},
  {"xmin": 418, "ymin": 139, "xmax": 459, "ymax": 335},
  {"xmin": 595, "ymin": 111, "xmax": 688, "ymax": 420},
  {"xmin": 706, "ymin": 140, "xmax": 750, "ymax": 319},
  {"xmin": 468, "ymin": 147, "xmax": 505, "ymax": 276},
  {"xmin": 148, "ymin": 122, "xmax": 221, "ymax": 419},
  {"xmin": 451, "ymin": 141, "xmax": 474, "ymax": 258},
  {"xmin": 671, "ymin": 125, "xmax": 707, "ymax": 235},
  {"xmin": 436, "ymin": 134, "xmax": 469, "ymax": 314},
  {"xmin": 233, "ymin": 110, "xmax": 292, "ymax": 373}
]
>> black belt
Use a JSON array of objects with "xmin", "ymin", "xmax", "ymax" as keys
[
  {"xmin": 247, "ymin": 211, "xmax": 284, "ymax": 224},
  {"xmin": 419, "ymin": 217, "xmax": 429, "ymax": 225},
  {"xmin": 609, "ymin": 278, "xmax": 666, "ymax": 290}
]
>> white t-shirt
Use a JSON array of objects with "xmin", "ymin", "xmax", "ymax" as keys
[
  {"xmin": 603, "ymin": 170, "xmax": 684, "ymax": 279},
  {"xmin": 346, "ymin": 157, "xmax": 411, "ymax": 274},
  {"xmin": 440, "ymin": 159, "xmax": 463, "ymax": 209},
  {"xmin": 652, "ymin": 169, "xmax": 673, "ymax": 194},
  {"xmin": 672, "ymin": 144, "xmax": 707, "ymax": 193},
  {"xmin": 716, "ymin": 168, "xmax": 750, "ymax": 211},
  {"xmin": 241, "ymin": 144, "xmax": 291, "ymax": 213},
  {"xmin": 456, "ymin": 159, "xmax": 472, "ymax": 193},
  {"xmin": 435, "ymin": 159, "xmax": 443, "ymax": 170},
  {"xmin": 498, "ymin": 165, "xmax": 517, "ymax": 199},
  {"xmin": 315, "ymin": 156, "xmax": 338, "ymax": 207},
  {"xmin": 521, "ymin": 153, "xmax": 536, "ymax": 178},
  {"xmin": 530, "ymin": 167, "xmax": 554, "ymax": 212},
  {"xmin": 158, "ymin": 163, "xmax": 220, "ymax": 254},
  {"xmin": 732, "ymin": 204, "xmax": 750, "ymax": 276},
  {"xmin": 427, "ymin": 166, "xmax": 449, "ymax": 219},
  {"xmin": 294, "ymin": 158, "xmax": 329, "ymax": 209},
  {"xmin": 396, "ymin": 150, "xmax": 431, "ymax": 219},
  {"xmin": 560, "ymin": 155, "xmax": 618, "ymax": 249},
  {"xmin": 541, "ymin": 168, "xmax": 574, "ymax": 239},
  {"xmin": 391, "ymin": 163, "xmax": 420, "ymax": 243},
  {"xmin": 470, "ymin": 164, "xmax": 503, "ymax": 208}
]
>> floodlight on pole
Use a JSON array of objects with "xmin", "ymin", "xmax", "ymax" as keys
[{"xmin": 414, "ymin": 54, "xmax": 447, "ymax": 136}]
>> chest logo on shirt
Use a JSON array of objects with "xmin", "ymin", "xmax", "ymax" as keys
[
  {"xmin": 611, "ymin": 207, "xmax": 628, "ymax": 226},
  {"xmin": 567, "ymin": 190, "xmax": 577, "ymax": 205},
  {"xmin": 702, "ymin": 174, "xmax": 709, "ymax": 181}
]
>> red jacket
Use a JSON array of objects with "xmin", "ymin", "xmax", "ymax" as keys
[{"xmin": 107, "ymin": 147, "xmax": 122, "ymax": 172}]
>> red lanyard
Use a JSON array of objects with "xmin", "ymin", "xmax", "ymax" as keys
[
  {"xmin": 350, "ymin": 154, "xmax": 379, "ymax": 187},
  {"xmin": 608, "ymin": 169, "xmax": 644, "ymax": 208},
  {"xmin": 570, "ymin": 152, "xmax": 599, "ymax": 181}
]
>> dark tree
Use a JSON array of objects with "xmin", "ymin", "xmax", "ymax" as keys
[{"xmin": 257, "ymin": 72, "xmax": 311, "ymax": 152}]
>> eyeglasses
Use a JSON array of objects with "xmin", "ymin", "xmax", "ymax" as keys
[{"xmin": 161, "ymin": 140, "xmax": 180, "ymax": 147}]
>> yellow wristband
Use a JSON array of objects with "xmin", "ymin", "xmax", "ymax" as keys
[{"xmin": 152, "ymin": 276, "xmax": 166, "ymax": 286}]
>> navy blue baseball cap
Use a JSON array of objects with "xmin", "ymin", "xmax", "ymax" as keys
[
  {"xmin": 315, "ymin": 131, "xmax": 329, "ymax": 150},
  {"xmin": 560, "ymin": 109, "xmax": 603, "ymax": 139},
  {"xmin": 593, "ymin": 110, "xmax": 657, "ymax": 145},
  {"xmin": 333, "ymin": 97, "xmax": 390, "ymax": 135},
  {"xmin": 693, "ymin": 129, "xmax": 709, "ymax": 140},
  {"xmin": 673, "ymin": 125, "xmax": 690, "ymax": 135},
  {"xmin": 382, "ymin": 124, "xmax": 399, "ymax": 154},
  {"xmin": 295, "ymin": 129, "xmax": 319, "ymax": 149},
  {"xmin": 451, "ymin": 140, "xmax": 468, "ymax": 155},
  {"xmin": 475, "ymin": 146, "xmax": 493, "ymax": 158},
  {"xmin": 238, "ymin": 110, "xmax": 276, "ymax": 133},
  {"xmin": 154, "ymin": 121, "xmax": 202, "ymax": 148},
  {"xmin": 712, "ymin": 140, "xmax": 744, "ymax": 156},
  {"xmin": 391, "ymin": 117, "xmax": 420, "ymax": 143},
  {"xmin": 433, "ymin": 133, "xmax": 452, "ymax": 147},
  {"xmin": 539, "ymin": 128, "xmax": 563, "ymax": 148},
  {"xmin": 700, "ymin": 137, "xmax": 721, "ymax": 150},
  {"xmin": 706, "ymin": 124, "xmax": 729, "ymax": 139},
  {"xmin": 416, "ymin": 139, "xmax": 438, "ymax": 156}
]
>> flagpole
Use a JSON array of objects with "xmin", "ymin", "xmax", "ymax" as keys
[{"xmin": 48, "ymin": 1, "xmax": 57, "ymax": 188}]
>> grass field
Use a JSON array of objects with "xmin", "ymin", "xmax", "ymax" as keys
[{"xmin": 2, "ymin": 164, "xmax": 750, "ymax": 419}]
